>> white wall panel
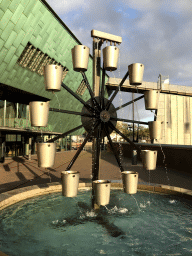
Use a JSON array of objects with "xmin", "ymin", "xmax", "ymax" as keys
[
  {"xmin": 171, "ymin": 95, "xmax": 177, "ymax": 144},
  {"xmin": 177, "ymin": 96, "xmax": 184, "ymax": 144},
  {"xmin": 166, "ymin": 94, "xmax": 172, "ymax": 144},
  {"xmin": 156, "ymin": 93, "xmax": 192, "ymax": 145},
  {"xmin": 160, "ymin": 93, "xmax": 165, "ymax": 143},
  {"xmin": 190, "ymin": 97, "xmax": 192, "ymax": 145},
  {"xmin": 184, "ymin": 97, "xmax": 191, "ymax": 145},
  {"xmin": 163, "ymin": 94, "xmax": 167, "ymax": 144}
]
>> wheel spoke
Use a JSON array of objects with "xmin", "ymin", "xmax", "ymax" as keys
[
  {"xmin": 113, "ymin": 95, "xmax": 144, "ymax": 112},
  {"xmin": 104, "ymin": 124, "xmax": 124, "ymax": 172},
  {"xmin": 105, "ymin": 71, "xmax": 129, "ymax": 111},
  {"xmin": 100, "ymin": 63, "xmax": 106, "ymax": 110},
  {"xmin": 65, "ymin": 120, "xmax": 101, "ymax": 171},
  {"xmin": 91, "ymin": 122, "xmax": 102, "ymax": 209},
  {"xmin": 92, "ymin": 123, "xmax": 102, "ymax": 180},
  {"xmin": 108, "ymin": 121, "xmax": 140, "ymax": 151},
  {"xmin": 154, "ymin": 110, "xmax": 157, "ymax": 121},
  {"xmin": 47, "ymin": 124, "xmax": 84, "ymax": 143},
  {"xmin": 49, "ymin": 108, "xmax": 94, "ymax": 118},
  {"xmin": 110, "ymin": 117, "xmax": 148, "ymax": 125},
  {"xmin": 81, "ymin": 72, "xmax": 101, "ymax": 112},
  {"xmin": 61, "ymin": 82, "xmax": 95, "ymax": 113}
]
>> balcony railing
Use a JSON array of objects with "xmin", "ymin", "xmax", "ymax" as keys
[{"xmin": 0, "ymin": 118, "xmax": 53, "ymax": 132}]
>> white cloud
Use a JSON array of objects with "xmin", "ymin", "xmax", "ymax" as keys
[
  {"xmin": 46, "ymin": 0, "xmax": 88, "ymax": 14},
  {"xmin": 121, "ymin": 0, "xmax": 192, "ymax": 14},
  {"xmin": 92, "ymin": 21, "xmax": 114, "ymax": 33},
  {"xmin": 121, "ymin": 0, "xmax": 161, "ymax": 11},
  {"xmin": 46, "ymin": 0, "xmax": 192, "ymax": 89},
  {"xmin": 70, "ymin": 27, "xmax": 92, "ymax": 48},
  {"xmin": 136, "ymin": 12, "xmax": 156, "ymax": 31},
  {"xmin": 164, "ymin": 0, "xmax": 192, "ymax": 15}
]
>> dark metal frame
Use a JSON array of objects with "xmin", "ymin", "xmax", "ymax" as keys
[
  {"xmin": 47, "ymin": 70, "xmax": 144, "ymax": 178},
  {"xmin": 43, "ymin": 69, "xmax": 146, "ymax": 237}
]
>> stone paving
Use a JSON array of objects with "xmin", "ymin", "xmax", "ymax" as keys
[{"xmin": 0, "ymin": 149, "xmax": 192, "ymax": 194}]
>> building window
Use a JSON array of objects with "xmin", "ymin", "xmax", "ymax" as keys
[
  {"xmin": 17, "ymin": 42, "xmax": 69, "ymax": 81},
  {"xmin": 76, "ymin": 80, "xmax": 87, "ymax": 96}
]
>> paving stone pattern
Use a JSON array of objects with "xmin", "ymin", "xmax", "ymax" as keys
[{"xmin": 0, "ymin": 150, "xmax": 192, "ymax": 194}]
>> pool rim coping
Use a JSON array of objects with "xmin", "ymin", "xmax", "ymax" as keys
[{"xmin": 0, "ymin": 181, "xmax": 192, "ymax": 211}]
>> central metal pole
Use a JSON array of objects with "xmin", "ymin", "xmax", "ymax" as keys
[
  {"xmin": 3, "ymin": 100, "xmax": 6, "ymax": 127},
  {"xmin": 92, "ymin": 37, "xmax": 101, "ymax": 209},
  {"xmin": 132, "ymin": 92, "xmax": 135, "ymax": 142},
  {"xmin": 28, "ymin": 137, "xmax": 32, "ymax": 160},
  {"xmin": 16, "ymin": 103, "xmax": 19, "ymax": 119},
  {"xmin": 93, "ymin": 38, "xmax": 101, "ymax": 97},
  {"xmin": 159, "ymin": 73, "xmax": 162, "ymax": 90}
]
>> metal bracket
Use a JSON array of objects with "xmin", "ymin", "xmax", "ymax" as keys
[{"xmin": 91, "ymin": 30, "xmax": 122, "ymax": 44}]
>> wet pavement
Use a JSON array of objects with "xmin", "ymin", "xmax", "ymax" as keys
[{"xmin": 0, "ymin": 149, "xmax": 192, "ymax": 194}]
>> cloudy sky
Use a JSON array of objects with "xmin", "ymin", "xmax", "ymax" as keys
[{"xmin": 46, "ymin": 0, "xmax": 192, "ymax": 123}]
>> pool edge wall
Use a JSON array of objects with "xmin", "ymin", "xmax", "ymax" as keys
[{"xmin": 0, "ymin": 182, "xmax": 192, "ymax": 211}]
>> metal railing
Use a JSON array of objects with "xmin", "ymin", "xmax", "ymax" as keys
[{"xmin": 0, "ymin": 118, "xmax": 53, "ymax": 132}]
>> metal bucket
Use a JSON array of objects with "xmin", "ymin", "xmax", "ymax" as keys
[
  {"xmin": 43, "ymin": 65, "xmax": 63, "ymax": 91},
  {"xmin": 144, "ymin": 90, "xmax": 159, "ymax": 110},
  {"xmin": 102, "ymin": 46, "xmax": 119, "ymax": 71},
  {"xmin": 128, "ymin": 63, "xmax": 144, "ymax": 85},
  {"xmin": 149, "ymin": 121, "xmax": 161, "ymax": 141},
  {"xmin": 141, "ymin": 150, "xmax": 157, "ymax": 170},
  {"xmin": 37, "ymin": 142, "xmax": 56, "ymax": 168},
  {"xmin": 29, "ymin": 101, "xmax": 49, "ymax": 127},
  {"xmin": 71, "ymin": 45, "xmax": 90, "ymax": 72},
  {"xmin": 122, "ymin": 171, "xmax": 138, "ymax": 194},
  {"xmin": 61, "ymin": 170, "xmax": 80, "ymax": 197},
  {"xmin": 93, "ymin": 180, "xmax": 111, "ymax": 206}
]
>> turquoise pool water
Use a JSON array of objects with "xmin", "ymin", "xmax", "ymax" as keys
[{"xmin": 0, "ymin": 190, "xmax": 191, "ymax": 255}]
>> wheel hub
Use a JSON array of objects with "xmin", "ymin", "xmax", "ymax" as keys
[
  {"xmin": 100, "ymin": 110, "xmax": 110, "ymax": 122},
  {"xmin": 81, "ymin": 96, "xmax": 117, "ymax": 138}
]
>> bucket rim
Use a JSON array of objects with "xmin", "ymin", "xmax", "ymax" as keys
[
  {"xmin": 148, "ymin": 120, "xmax": 161, "ymax": 124},
  {"xmin": 141, "ymin": 150, "xmax": 157, "ymax": 152},
  {"xmin": 61, "ymin": 170, "xmax": 80, "ymax": 174},
  {"xmin": 103, "ymin": 45, "xmax": 119, "ymax": 50},
  {"xmin": 72, "ymin": 44, "xmax": 89, "ymax": 49},
  {"xmin": 29, "ymin": 101, "xmax": 49, "ymax": 103},
  {"xmin": 128, "ymin": 62, "xmax": 144, "ymax": 67},
  {"xmin": 144, "ymin": 89, "xmax": 159, "ymax": 93},
  {"xmin": 93, "ymin": 180, "xmax": 111, "ymax": 184},
  {"xmin": 122, "ymin": 171, "xmax": 138, "ymax": 175},
  {"xmin": 37, "ymin": 142, "xmax": 56, "ymax": 145},
  {"xmin": 44, "ymin": 64, "xmax": 63, "ymax": 68}
]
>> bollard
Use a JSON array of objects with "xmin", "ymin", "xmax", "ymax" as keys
[
  {"xmin": 132, "ymin": 150, "xmax": 137, "ymax": 165},
  {"xmin": 0, "ymin": 136, "xmax": 5, "ymax": 163}
]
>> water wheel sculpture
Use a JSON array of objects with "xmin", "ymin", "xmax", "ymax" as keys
[{"xmin": 29, "ymin": 30, "xmax": 159, "ymax": 208}]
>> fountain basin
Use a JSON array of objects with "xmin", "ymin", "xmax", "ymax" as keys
[{"xmin": 0, "ymin": 182, "xmax": 191, "ymax": 256}]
